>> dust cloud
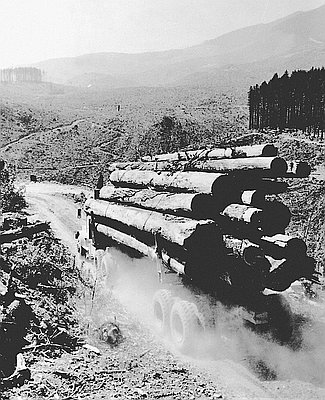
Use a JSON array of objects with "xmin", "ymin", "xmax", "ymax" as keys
[
  {"xmin": 89, "ymin": 248, "xmax": 325, "ymax": 386},
  {"xmin": 108, "ymin": 249, "xmax": 161, "ymax": 326},
  {"xmin": 198, "ymin": 299, "xmax": 325, "ymax": 386}
]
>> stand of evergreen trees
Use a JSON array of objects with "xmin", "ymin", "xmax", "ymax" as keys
[
  {"xmin": 249, "ymin": 68, "xmax": 325, "ymax": 139},
  {"xmin": 0, "ymin": 67, "xmax": 42, "ymax": 83}
]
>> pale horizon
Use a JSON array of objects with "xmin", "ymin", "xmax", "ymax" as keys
[{"xmin": 0, "ymin": 0, "xmax": 324, "ymax": 69}]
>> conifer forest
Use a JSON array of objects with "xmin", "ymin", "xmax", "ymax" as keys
[{"xmin": 249, "ymin": 68, "xmax": 325, "ymax": 139}]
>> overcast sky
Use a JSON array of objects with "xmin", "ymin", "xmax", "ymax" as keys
[{"xmin": 0, "ymin": 0, "xmax": 324, "ymax": 68}]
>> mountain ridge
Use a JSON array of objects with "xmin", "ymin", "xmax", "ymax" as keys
[{"xmin": 33, "ymin": 4, "xmax": 325, "ymax": 88}]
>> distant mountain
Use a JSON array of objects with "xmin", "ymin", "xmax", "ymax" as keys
[{"xmin": 34, "ymin": 4, "xmax": 325, "ymax": 88}]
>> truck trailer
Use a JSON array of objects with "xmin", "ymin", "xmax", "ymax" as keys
[{"xmin": 76, "ymin": 144, "xmax": 319, "ymax": 352}]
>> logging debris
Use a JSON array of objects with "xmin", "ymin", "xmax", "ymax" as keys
[{"xmin": 0, "ymin": 214, "xmax": 80, "ymax": 394}]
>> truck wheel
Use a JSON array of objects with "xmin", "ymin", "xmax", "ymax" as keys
[
  {"xmin": 170, "ymin": 299, "xmax": 202, "ymax": 353},
  {"xmin": 153, "ymin": 289, "xmax": 174, "ymax": 336},
  {"xmin": 101, "ymin": 253, "xmax": 119, "ymax": 288}
]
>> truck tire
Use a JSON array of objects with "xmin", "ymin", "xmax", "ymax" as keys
[
  {"xmin": 153, "ymin": 289, "xmax": 174, "ymax": 336},
  {"xmin": 170, "ymin": 299, "xmax": 202, "ymax": 353}
]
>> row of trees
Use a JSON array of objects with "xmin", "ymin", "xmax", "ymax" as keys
[
  {"xmin": 249, "ymin": 68, "xmax": 325, "ymax": 137},
  {"xmin": 0, "ymin": 67, "xmax": 42, "ymax": 83}
]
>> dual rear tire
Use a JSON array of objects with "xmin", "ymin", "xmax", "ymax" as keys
[
  {"xmin": 170, "ymin": 299, "xmax": 204, "ymax": 353},
  {"xmin": 153, "ymin": 289, "xmax": 204, "ymax": 353},
  {"xmin": 153, "ymin": 289, "xmax": 174, "ymax": 336}
]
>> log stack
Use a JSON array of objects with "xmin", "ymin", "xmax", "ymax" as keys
[{"xmin": 85, "ymin": 143, "xmax": 317, "ymax": 293}]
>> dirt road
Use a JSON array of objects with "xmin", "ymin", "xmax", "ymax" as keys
[
  {"xmin": 0, "ymin": 119, "xmax": 86, "ymax": 152},
  {"xmin": 24, "ymin": 182, "xmax": 325, "ymax": 400},
  {"xmin": 24, "ymin": 182, "xmax": 90, "ymax": 252}
]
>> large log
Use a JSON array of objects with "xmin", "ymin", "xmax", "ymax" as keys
[
  {"xmin": 221, "ymin": 202, "xmax": 290, "ymax": 235},
  {"xmin": 88, "ymin": 200, "xmax": 227, "ymax": 285},
  {"xmin": 188, "ymin": 157, "xmax": 288, "ymax": 176},
  {"xmin": 85, "ymin": 199, "xmax": 217, "ymax": 247},
  {"xmin": 96, "ymin": 224, "xmax": 156, "ymax": 258},
  {"xmin": 223, "ymin": 236, "xmax": 264, "ymax": 266},
  {"xmin": 110, "ymin": 156, "xmax": 288, "ymax": 176},
  {"xmin": 141, "ymin": 144, "xmax": 278, "ymax": 162},
  {"xmin": 221, "ymin": 204, "xmax": 263, "ymax": 229},
  {"xmin": 257, "ymin": 234, "xmax": 307, "ymax": 260},
  {"xmin": 99, "ymin": 186, "xmax": 214, "ymax": 219},
  {"xmin": 110, "ymin": 169, "xmax": 227, "ymax": 193},
  {"xmin": 109, "ymin": 170, "xmax": 158, "ymax": 188},
  {"xmin": 110, "ymin": 170, "xmax": 288, "ymax": 199}
]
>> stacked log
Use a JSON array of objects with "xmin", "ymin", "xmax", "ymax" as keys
[
  {"xmin": 110, "ymin": 170, "xmax": 289, "ymax": 195},
  {"xmin": 85, "ymin": 198, "xmax": 227, "ymax": 280},
  {"xmin": 111, "ymin": 156, "xmax": 288, "ymax": 176},
  {"xmin": 99, "ymin": 186, "xmax": 214, "ymax": 218},
  {"xmin": 223, "ymin": 236, "xmax": 264, "ymax": 266},
  {"xmin": 257, "ymin": 234, "xmax": 307, "ymax": 260},
  {"xmin": 85, "ymin": 199, "xmax": 218, "ymax": 248},
  {"xmin": 141, "ymin": 144, "xmax": 278, "ymax": 162},
  {"xmin": 85, "ymin": 143, "xmax": 316, "ymax": 293}
]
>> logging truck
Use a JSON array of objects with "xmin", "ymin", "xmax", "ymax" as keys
[{"xmin": 76, "ymin": 144, "xmax": 319, "ymax": 352}]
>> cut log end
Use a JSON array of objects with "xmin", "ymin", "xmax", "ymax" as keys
[
  {"xmin": 261, "ymin": 144, "xmax": 278, "ymax": 157},
  {"xmin": 270, "ymin": 157, "xmax": 288, "ymax": 176}
]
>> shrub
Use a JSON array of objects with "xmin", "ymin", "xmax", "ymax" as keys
[{"xmin": 0, "ymin": 165, "xmax": 26, "ymax": 212}]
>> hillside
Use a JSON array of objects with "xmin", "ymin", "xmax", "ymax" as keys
[
  {"xmin": 0, "ymin": 83, "xmax": 248, "ymax": 183},
  {"xmin": 33, "ymin": 5, "xmax": 325, "ymax": 88}
]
